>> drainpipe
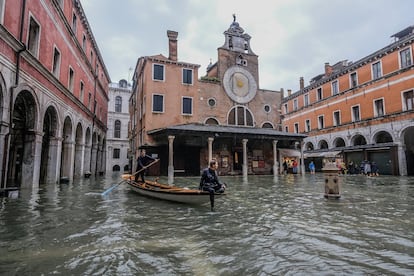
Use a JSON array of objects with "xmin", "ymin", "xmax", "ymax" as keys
[{"xmin": 1, "ymin": 0, "xmax": 26, "ymax": 188}]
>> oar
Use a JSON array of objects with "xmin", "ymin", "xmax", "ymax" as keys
[{"xmin": 101, "ymin": 159, "xmax": 159, "ymax": 196}]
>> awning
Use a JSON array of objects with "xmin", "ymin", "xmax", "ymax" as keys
[
  {"xmin": 279, "ymin": 148, "xmax": 301, "ymax": 157},
  {"xmin": 304, "ymin": 151, "xmax": 342, "ymax": 158}
]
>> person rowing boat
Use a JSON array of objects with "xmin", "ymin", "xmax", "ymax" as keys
[{"xmin": 199, "ymin": 159, "xmax": 226, "ymax": 211}]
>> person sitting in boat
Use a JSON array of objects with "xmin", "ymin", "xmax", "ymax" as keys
[
  {"xmin": 135, "ymin": 149, "xmax": 156, "ymax": 182},
  {"xmin": 199, "ymin": 159, "xmax": 226, "ymax": 211}
]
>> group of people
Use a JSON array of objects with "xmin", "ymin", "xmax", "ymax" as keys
[
  {"xmin": 282, "ymin": 159, "xmax": 299, "ymax": 174},
  {"xmin": 347, "ymin": 160, "xmax": 380, "ymax": 176}
]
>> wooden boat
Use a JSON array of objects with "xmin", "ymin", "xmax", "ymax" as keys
[{"xmin": 126, "ymin": 179, "xmax": 225, "ymax": 205}]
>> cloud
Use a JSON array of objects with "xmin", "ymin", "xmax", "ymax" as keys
[{"xmin": 81, "ymin": 0, "xmax": 414, "ymax": 91}]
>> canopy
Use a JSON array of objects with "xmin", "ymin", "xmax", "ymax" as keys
[
  {"xmin": 279, "ymin": 148, "xmax": 301, "ymax": 157},
  {"xmin": 304, "ymin": 151, "xmax": 342, "ymax": 158}
]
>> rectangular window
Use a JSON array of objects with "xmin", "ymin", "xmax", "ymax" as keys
[
  {"xmin": 82, "ymin": 34, "xmax": 86, "ymax": 50},
  {"xmin": 305, "ymin": 119, "xmax": 311, "ymax": 132},
  {"xmin": 403, "ymin": 90, "xmax": 414, "ymax": 111},
  {"xmin": 72, "ymin": 12, "xmax": 77, "ymax": 34},
  {"xmin": 400, "ymin": 48, "xmax": 412, "ymax": 68},
  {"xmin": 350, "ymin": 72, "xmax": 358, "ymax": 88},
  {"xmin": 27, "ymin": 16, "xmax": 40, "ymax": 57},
  {"xmin": 153, "ymin": 64, "xmax": 164, "ymax": 81},
  {"xmin": 352, "ymin": 105, "xmax": 360, "ymax": 122},
  {"xmin": 317, "ymin": 87, "xmax": 323, "ymax": 101},
  {"xmin": 284, "ymin": 126, "xmax": 289, "ymax": 132},
  {"xmin": 304, "ymin": 93, "xmax": 309, "ymax": 107},
  {"xmin": 152, "ymin": 94, "xmax": 164, "ymax": 112},
  {"xmin": 372, "ymin": 61, "xmax": 382, "ymax": 80},
  {"xmin": 68, "ymin": 67, "xmax": 74, "ymax": 92},
  {"xmin": 374, "ymin": 98, "xmax": 385, "ymax": 117},
  {"xmin": 90, "ymin": 51, "xmax": 94, "ymax": 64},
  {"xmin": 115, "ymin": 96, "xmax": 122, "ymax": 112},
  {"xmin": 294, "ymin": 123, "xmax": 299, "ymax": 133},
  {"xmin": 183, "ymin": 68, "xmax": 193, "ymax": 84},
  {"xmin": 333, "ymin": 111, "xmax": 341, "ymax": 126},
  {"xmin": 318, "ymin": 115, "xmax": 324, "ymax": 129},
  {"xmin": 113, "ymin": 148, "xmax": 120, "ymax": 159},
  {"xmin": 182, "ymin": 97, "xmax": 192, "ymax": 115},
  {"xmin": 80, "ymin": 81, "xmax": 84, "ymax": 102},
  {"xmin": 283, "ymin": 103, "xmax": 288, "ymax": 114},
  {"xmin": 88, "ymin": 92, "xmax": 92, "ymax": 109},
  {"xmin": 293, "ymin": 99, "xmax": 298, "ymax": 111},
  {"xmin": 331, "ymin": 80, "xmax": 339, "ymax": 95},
  {"xmin": 52, "ymin": 47, "xmax": 61, "ymax": 78}
]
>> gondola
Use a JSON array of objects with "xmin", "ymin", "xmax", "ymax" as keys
[{"xmin": 126, "ymin": 179, "xmax": 225, "ymax": 205}]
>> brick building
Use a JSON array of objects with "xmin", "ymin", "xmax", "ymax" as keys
[
  {"xmin": 281, "ymin": 25, "xmax": 414, "ymax": 175},
  {"xmin": 130, "ymin": 17, "xmax": 305, "ymax": 183},
  {"xmin": 0, "ymin": 0, "xmax": 110, "ymax": 188}
]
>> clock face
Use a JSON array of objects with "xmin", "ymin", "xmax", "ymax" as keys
[{"xmin": 223, "ymin": 66, "xmax": 257, "ymax": 104}]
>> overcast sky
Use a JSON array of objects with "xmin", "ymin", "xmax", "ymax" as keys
[{"xmin": 81, "ymin": 0, "xmax": 414, "ymax": 94}]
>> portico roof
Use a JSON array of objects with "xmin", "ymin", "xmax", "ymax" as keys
[{"xmin": 147, "ymin": 123, "xmax": 307, "ymax": 141}]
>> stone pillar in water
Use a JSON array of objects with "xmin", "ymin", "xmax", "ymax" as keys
[{"xmin": 322, "ymin": 161, "xmax": 341, "ymax": 199}]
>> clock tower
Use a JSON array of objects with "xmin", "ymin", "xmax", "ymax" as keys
[{"xmin": 217, "ymin": 15, "xmax": 259, "ymax": 104}]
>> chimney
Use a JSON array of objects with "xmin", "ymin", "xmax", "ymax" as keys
[
  {"xmin": 167, "ymin": 30, "xmax": 178, "ymax": 61},
  {"xmin": 299, "ymin": 77, "xmax": 304, "ymax": 90},
  {"xmin": 287, "ymin": 89, "xmax": 292, "ymax": 96},
  {"xmin": 325, "ymin": 62, "xmax": 332, "ymax": 76}
]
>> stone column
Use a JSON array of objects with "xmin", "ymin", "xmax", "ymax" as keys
[
  {"xmin": 168, "ymin": 135, "xmax": 175, "ymax": 184},
  {"xmin": 272, "ymin": 140, "xmax": 278, "ymax": 176},
  {"xmin": 83, "ymin": 142, "xmax": 92, "ymax": 175},
  {"xmin": 242, "ymin": 139, "xmax": 248, "ymax": 178},
  {"xmin": 31, "ymin": 131, "xmax": 43, "ymax": 188},
  {"xmin": 300, "ymin": 141, "xmax": 305, "ymax": 175},
  {"xmin": 396, "ymin": 141, "xmax": 407, "ymax": 176},
  {"xmin": 91, "ymin": 143, "xmax": 98, "ymax": 175},
  {"xmin": 47, "ymin": 137, "xmax": 61, "ymax": 184},
  {"xmin": 0, "ymin": 123, "xmax": 8, "ymax": 188},
  {"xmin": 74, "ymin": 143, "xmax": 85, "ymax": 178},
  {"xmin": 207, "ymin": 137, "xmax": 214, "ymax": 162}
]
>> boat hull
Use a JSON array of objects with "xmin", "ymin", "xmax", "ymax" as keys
[{"xmin": 127, "ymin": 180, "xmax": 224, "ymax": 205}]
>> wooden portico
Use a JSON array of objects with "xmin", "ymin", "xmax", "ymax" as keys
[{"xmin": 146, "ymin": 123, "xmax": 307, "ymax": 183}]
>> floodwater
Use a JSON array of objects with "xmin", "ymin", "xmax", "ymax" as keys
[{"xmin": 0, "ymin": 173, "xmax": 413, "ymax": 275}]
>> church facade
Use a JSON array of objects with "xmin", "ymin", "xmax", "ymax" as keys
[{"xmin": 129, "ymin": 17, "xmax": 305, "ymax": 183}]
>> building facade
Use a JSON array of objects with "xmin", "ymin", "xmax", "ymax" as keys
[
  {"xmin": 281, "ymin": 25, "xmax": 414, "ymax": 176},
  {"xmin": 130, "ymin": 17, "xmax": 305, "ymax": 183},
  {"xmin": 106, "ymin": 79, "xmax": 131, "ymax": 174},
  {"xmin": 0, "ymin": 0, "xmax": 110, "ymax": 188}
]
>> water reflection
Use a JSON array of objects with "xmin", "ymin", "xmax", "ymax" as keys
[{"xmin": 0, "ymin": 174, "xmax": 413, "ymax": 275}]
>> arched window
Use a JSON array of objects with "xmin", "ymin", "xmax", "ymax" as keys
[
  {"xmin": 113, "ymin": 165, "xmax": 120, "ymax": 171},
  {"xmin": 205, "ymin": 118, "xmax": 219, "ymax": 125},
  {"xmin": 319, "ymin": 140, "xmax": 329, "ymax": 149},
  {"xmin": 262, "ymin": 122, "xmax": 273, "ymax": 128},
  {"xmin": 228, "ymin": 106, "xmax": 254, "ymax": 126},
  {"xmin": 114, "ymin": 120, "xmax": 121, "ymax": 138},
  {"xmin": 115, "ymin": 96, "xmax": 122, "ymax": 112}
]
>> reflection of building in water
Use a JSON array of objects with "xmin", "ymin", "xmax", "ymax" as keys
[
  {"xmin": 282, "ymin": 25, "xmax": 414, "ymax": 176},
  {"xmin": 129, "ymin": 17, "xmax": 305, "ymax": 182}
]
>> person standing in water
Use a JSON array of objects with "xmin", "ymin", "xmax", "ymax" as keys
[{"xmin": 199, "ymin": 159, "xmax": 226, "ymax": 211}]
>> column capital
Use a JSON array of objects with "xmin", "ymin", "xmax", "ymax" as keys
[
  {"xmin": 242, "ymin": 138, "xmax": 248, "ymax": 144},
  {"xmin": 208, "ymin": 137, "xmax": 214, "ymax": 142}
]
